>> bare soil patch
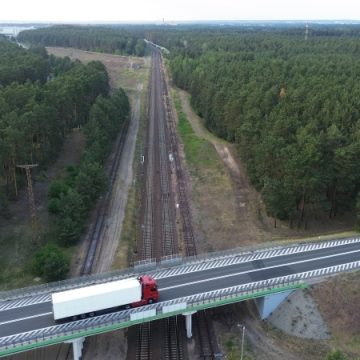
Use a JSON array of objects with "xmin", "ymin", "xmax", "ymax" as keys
[
  {"xmin": 212, "ymin": 302, "xmax": 329, "ymax": 360},
  {"xmin": 268, "ymin": 289, "xmax": 330, "ymax": 340},
  {"xmin": 46, "ymin": 47, "xmax": 149, "ymax": 94},
  {"xmin": 177, "ymin": 89, "xmax": 355, "ymax": 248},
  {"xmin": 82, "ymin": 330, "xmax": 128, "ymax": 360},
  {"xmin": 310, "ymin": 273, "xmax": 360, "ymax": 357}
]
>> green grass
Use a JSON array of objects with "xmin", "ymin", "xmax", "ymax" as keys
[
  {"xmin": 174, "ymin": 94, "xmax": 222, "ymax": 172},
  {"xmin": 114, "ymin": 61, "xmax": 150, "ymax": 269},
  {"xmin": 0, "ymin": 228, "xmax": 37, "ymax": 290}
]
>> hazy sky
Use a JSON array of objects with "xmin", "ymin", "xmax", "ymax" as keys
[{"xmin": 1, "ymin": 0, "xmax": 360, "ymax": 22}]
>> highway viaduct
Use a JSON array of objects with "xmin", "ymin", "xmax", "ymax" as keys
[{"xmin": 0, "ymin": 237, "xmax": 359, "ymax": 359}]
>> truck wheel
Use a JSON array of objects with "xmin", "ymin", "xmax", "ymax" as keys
[
  {"xmin": 148, "ymin": 299, "xmax": 153, "ymax": 304},
  {"xmin": 89, "ymin": 312, "xmax": 95, "ymax": 317}
]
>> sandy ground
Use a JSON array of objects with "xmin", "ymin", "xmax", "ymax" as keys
[
  {"xmin": 92, "ymin": 87, "xmax": 142, "ymax": 274},
  {"xmin": 310, "ymin": 273, "xmax": 360, "ymax": 356},
  {"xmin": 46, "ymin": 47, "xmax": 146, "ymax": 91},
  {"xmin": 177, "ymin": 89, "xmax": 355, "ymax": 245},
  {"xmin": 177, "ymin": 89, "xmax": 276, "ymax": 251},
  {"xmin": 211, "ymin": 301, "xmax": 330, "ymax": 360},
  {"xmin": 81, "ymin": 87, "xmax": 142, "ymax": 360},
  {"xmin": 268, "ymin": 289, "xmax": 330, "ymax": 340}
]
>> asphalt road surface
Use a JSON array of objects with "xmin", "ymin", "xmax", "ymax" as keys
[{"xmin": 0, "ymin": 241, "xmax": 359, "ymax": 338}]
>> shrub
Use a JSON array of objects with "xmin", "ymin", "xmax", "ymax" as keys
[
  {"xmin": 48, "ymin": 197, "xmax": 61, "ymax": 214},
  {"xmin": 32, "ymin": 244, "xmax": 69, "ymax": 282},
  {"xmin": 49, "ymin": 180, "xmax": 68, "ymax": 199},
  {"xmin": 326, "ymin": 350, "xmax": 349, "ymax": 360}
]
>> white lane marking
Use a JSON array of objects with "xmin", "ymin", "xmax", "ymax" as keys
[
  {"xmin": 159, "ymin": 249, "xmax": 360, "ymax": 291},
  {"xmin": 0, "ymin": 312, "xmax": 52, "ymax": 326},
  {"xmin": 0, "ymin": 296, "xmax": 52, "ymax": 313},
  {"xmin": 154, "ymin": 240, "xmax": 360, "ymax": 280}
]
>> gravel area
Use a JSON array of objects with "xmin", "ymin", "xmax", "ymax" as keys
[{"xmin": 268, "ymin": 289, "xmax": 330, "ymax": 340}]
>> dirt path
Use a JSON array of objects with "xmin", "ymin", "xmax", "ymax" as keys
[
  {"xmin": 92, "ymin": 88, "xmax": 141, "ymax": 274},
  {"xmin": 177, "ymin": 89, "xmax": 269, "ymax": 249},
  {"xmin": 177, "ymin": 89, "xmax": 356, "ymax": 243},
  {"xmin": 19, "ymin": 48, "xmax": 149, "ymax": 360},
  {"xmin": 176, "ymin": 89, "xmax": 340, "ymax": 360}
]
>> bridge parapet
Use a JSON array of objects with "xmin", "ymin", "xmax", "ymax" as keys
[
  {"xmin": 1, "ymin": 259, "xmax": 359, "ymax": 358},
  {"xmin": 0, "ymin": 237, "xmax": 359, "ymax": 309}
]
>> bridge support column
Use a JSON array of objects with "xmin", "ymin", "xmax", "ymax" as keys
[
  {"xmin": 182, "ymin": 311, "xmax": 197, "ymax": 339},
  {"xmin": 255, "ymin": 290, "xmax": 294, "ymax": 320},
  {"xmin": 65, "ymin": 337, "xmax": 85, "ymax": 360}
]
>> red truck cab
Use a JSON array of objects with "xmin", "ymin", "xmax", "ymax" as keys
[{"xmin": 132, "ymin": 275, "xmax": 159, "ymax": 307}]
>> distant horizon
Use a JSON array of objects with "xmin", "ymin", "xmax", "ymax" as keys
[
  {"xmin": 2, "ymin": 19, "xmax": 360, "ymax": 25},
  {"xmin": 2, "ymin": 0, "xmax": 360, "ymax": 24}
]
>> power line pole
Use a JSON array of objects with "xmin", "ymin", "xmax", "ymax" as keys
[
  {"xmin": 16, "ymin": 164, "xmax": 39, "ymax": 237},
  {"xmin": 237, "ymin": 324, "xmax": 246, "ymax": 360}
]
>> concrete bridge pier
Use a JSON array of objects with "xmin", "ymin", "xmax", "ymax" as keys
[
  {"xmin": 65, "ymin": 337, "xmax": 85, "ymax": 360},
  {"xmin": 182, "ymin": 311, "xmax": 197, "ymax": 338},
  {"xmin": 255, "ymin": 290, "xmax": 294, "ymax": 320}
]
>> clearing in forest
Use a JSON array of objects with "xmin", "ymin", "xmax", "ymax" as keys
[{"xmin": 174, "ymin": 88, "xmax": 357, "ymax": 252}]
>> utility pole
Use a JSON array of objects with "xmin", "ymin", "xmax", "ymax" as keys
[
  {"xmin": 16, "ymin": 164, "xmax": 39, "ymax": 237},
  {"xmin": 237, "ymin": 323, "xmax": 246, "ymax": 360}
]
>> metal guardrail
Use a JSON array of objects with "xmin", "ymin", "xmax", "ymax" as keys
[
  {"xmin": 0, "ymin": 237, "xmax": 359, "ymax": 305},
  {"xmin": 0, "ymin": 268, "xmax": 138, "ymax": 302},
  {"xmin": 151, "ymin": 237, "xmax": 360, "ymax": 279},
  {"xmin": 0, "ymin": 260, "xmax": 359, "ymax": 357}
]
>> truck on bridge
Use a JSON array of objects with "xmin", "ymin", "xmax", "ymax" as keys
[{"xmin": 51, "ymin": 275, "xmax": 159, "ymax": 321}]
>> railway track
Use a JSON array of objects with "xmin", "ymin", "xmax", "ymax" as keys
[
  {"xmin": 133, "ymin": 46, "xmax": 220, "ymax": 360},
  {"xmin": 164, "ymin": 317, "xmax": 185, "ymax": 360},
  {"xmin": 136, "ymin": 323, "xmax": 152, "ymax": 360},
  {"xmin": 82, "ymin": 115, "xmax": 130, "ymax": 275},
  {"xmin": 159, "ymin": 52, "xmax": 221, "ymax": 359},
  {"xmin": 54, "ymin": 94, "xmax": 131, "ymax": 360},
  {"xmin": 133, "ymin": 48, "xmax": 183, "ymax": 360},
  {"xmin": 138, "ymin": 49, "xmax": 178, "ymax": 262},
  {"xmin": 161, "ymin": 64, "xmax": 196, "ymax": 257},
  {"xmin": 195, "ymin": 312, "xmax": 222, "ymax": 360}
]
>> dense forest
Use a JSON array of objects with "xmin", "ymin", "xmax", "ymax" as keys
[
  {"xmin": 0, "ymin": 36, "xmax": 130, "ymax": 281},
  {"xmin": 18, "ymin": 25, "xmax": 146, "ymax": 56},
  {"xmin": 0, "ymin": 38, "xmax": 49, "ymax": 85},
  {"xmin": 0, "ymin": 37, "xmax": 109, "ymax": 203},
  {"xmin": 149, "ymin": 26, "xmax": 360, "ymax": 225},
  {"xmin": 48, "ymin": 88, "xmax": 129, "ymax": 250}
]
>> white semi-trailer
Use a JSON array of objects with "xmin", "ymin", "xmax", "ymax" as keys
[{"xmin": 52, "ymin": 276, "xmax": 159, "ymax": 321}]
